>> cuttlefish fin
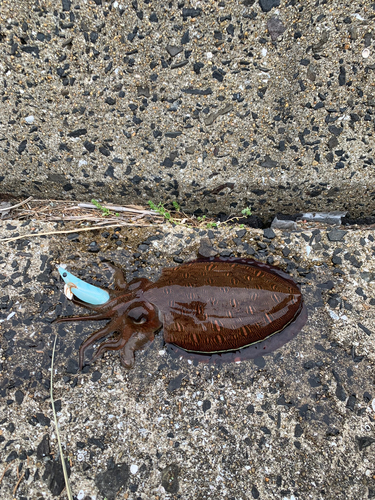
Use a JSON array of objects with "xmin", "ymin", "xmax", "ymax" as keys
[{"xmin": 57, "ymin": 266, "xmax": 110, "ymax": 305}]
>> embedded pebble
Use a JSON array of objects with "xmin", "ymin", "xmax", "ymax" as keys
[
  {"xmin": 130, "ymin": 464, "xmax": 139, "ymax": 474},
  {"xmin": 362, "ymin": 48, "xmax": 370, "ymax": 58}
]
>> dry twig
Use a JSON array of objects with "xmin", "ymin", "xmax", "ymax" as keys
[
  {"xmin": 0, "ymin": 460, "xmax": 14, "ymax": 485},
  {"xmin": 78, "ymin": 202, "xmax": 156, "ymax": 215},
  {"xmin": 13, "ymin": 470, "xmax": 25, "ymax": 497},
  {"xmin": 0, "ymin": 196, "xmax": 33, "ymax": 212},
  {"xmin": 0, "ymin": 223, "xmax": 153, "ymax": 243}
]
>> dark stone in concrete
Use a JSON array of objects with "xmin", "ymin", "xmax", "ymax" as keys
[
  {"xmin": 95, "ymin": 462, "xmax": 129, "ymax": 500},
  {"xmin": 43, "ymin": 459, "xmax": 71, "ymax": 496},
  {"xmin": 161, "ymin": 464, "xmax": 179, "ymax": 493}
]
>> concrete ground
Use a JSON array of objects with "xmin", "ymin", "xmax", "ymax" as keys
[
  {"xmin": 1, "ymin": 0, "xmax": 375, "ymax": 499},
  {"xmin": 0, "ymin": 219, "xmax": 375, "ymax": 499}
]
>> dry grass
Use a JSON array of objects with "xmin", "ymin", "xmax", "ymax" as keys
[
  {"xmin": 0, "ymin": 196, "xmax": 217, "ymax": 243},
  {"xmin": 51, "ymin": 334, "xmax": 73, "ymax": 500},
  {"xmin": 0, "ymin": 197, "xmax": 201, "ymax": 226}
]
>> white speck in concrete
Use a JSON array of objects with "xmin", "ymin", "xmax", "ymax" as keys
[
  {"xmin": 362, "ymin": 48, "xmax": 370, "ymax": 58},
  {"xmin": 329, "ymin": 310, "xmax": 339, "ymax": 320},
  {"xmin": 131, "ymin": 464, "xmax": 139, "ymax": 474},
  {"xmin": 77, "ymin": 451, "xmax": 87, "ymax": 462},
  {"xmin": 25, "ymin": 115, "xmax": 35, "ymax": 124}
]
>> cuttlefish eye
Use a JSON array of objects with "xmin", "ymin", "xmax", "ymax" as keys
[{"xmin": 127, "ymin": 306, "xmax": 150, "ymax": 324}]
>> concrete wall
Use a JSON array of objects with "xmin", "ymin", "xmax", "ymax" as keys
[{"xmin": 1, "ymin": 0, "xmax": 374, "ymax": 217}]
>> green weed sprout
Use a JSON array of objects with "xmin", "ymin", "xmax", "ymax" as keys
[
  {"xmin": 172, "ymin": 201, "xmax": 180, "ymax": 211},
  {"xmin": 148, "ymin": 201, "xmax": 172, "ymax": 222},
  {"xmin": 197, "ymin": 215, "xmax": 206, "ymax": 222},
  {"xmin": 91, "ymin": 199, "xmax": 111, "ymax": 216},
  {"xmin": 241, "ymin": 206, "xmax": 252, "ymax": 217}
]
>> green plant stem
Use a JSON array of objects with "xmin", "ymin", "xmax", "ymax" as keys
[
  {"xmin": 148, "ymin": 201, "xmax": 174, "ymax": 222},
  {"xmin": 50, "ymin": 335, "xmax": 73, "ymax": 500},
  {"xmin": 91, "ymin": 198, "xmax": 110, "ymax": 216}
]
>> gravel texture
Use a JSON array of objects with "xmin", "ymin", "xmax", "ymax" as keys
[
  {"xmin": 1, "ymin": 0, "xmax": 375, "ymax": 498},
  {"xmin": 1, "ymin": 1, "xmax": 375, "ymax": 217},
  {"xmin": 1, "ymin": 220, "xmax": 375, "ymax": 499}
]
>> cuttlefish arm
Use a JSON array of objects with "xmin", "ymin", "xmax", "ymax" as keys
[{"xmin": 57, "ymin": 266, "xmax": 110, "ymax": 305}]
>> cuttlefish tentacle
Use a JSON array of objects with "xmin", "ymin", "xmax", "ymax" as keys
[
  {"xmin": 103, "ymin": 262, "xmax": 128, "ymax": 290},
  {"xmin": 120, "ymin": 331, "xmax": 153, "ymax": 369},
  {"xmin": 78, "ymin": 322, "xmax": 119, "ymax": 369},
  {"xmin": 91, "ymin": 335, "xmax": 127, "ymax": 363},
  {"xmin": 68, "ymin": 296, "xmax": 114, "ymax": 312},
  {"xmin": 55, "ymin": 310, "xmax": 111, "ymax": 323}
]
